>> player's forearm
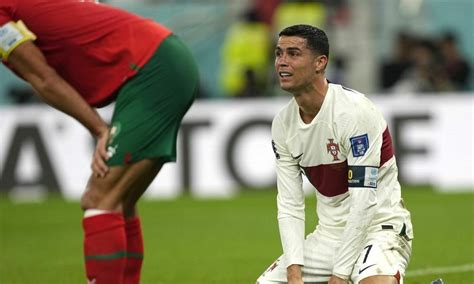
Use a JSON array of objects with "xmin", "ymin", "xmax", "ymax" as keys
[
  {"xmin": 278, "ymin": 216, "xmax": 305, "ymax": 266},
  {"xmin": 31, "ymin": 69, "xmax": 108, "ymax": 137},
  {"xmin": 7, "ymin": 41, "xmax": 108, "ymax": 137},
  {"xmin": 332, "ymin": 190, "xmax": 377, "ymax": 277}
]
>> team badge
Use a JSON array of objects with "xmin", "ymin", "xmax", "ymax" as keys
[
  {"xmin": 326, "ymin": 138, "xmax": 340, "ymax": 161},
  {"xmin": 350, "ymin": 134, "xmax": 369, "ymax": 157},
  {"xmin": 108, "ymin": 122, "xmax": 121, "ymax": 145}
]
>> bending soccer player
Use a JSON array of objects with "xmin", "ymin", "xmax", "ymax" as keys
[
  {"xmin": 0, "ymin": 1, "xmax": 198, "ymax": 283},
  {"xmin": 257, "ymin": 25, "xmax": 413, "ymax": 284}
]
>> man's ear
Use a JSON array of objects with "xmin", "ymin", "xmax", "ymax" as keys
[{"xmin": 314, "ymin": 55, "xmax": 328, "ymax": 73}]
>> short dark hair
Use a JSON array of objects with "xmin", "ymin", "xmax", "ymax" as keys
[{"xmin": 279, "ymin": 24, "xmax": 329, "ymax": 58}]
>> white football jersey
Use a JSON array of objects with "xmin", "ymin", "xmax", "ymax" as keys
[{"xmin": 271, "ymin": 83, "xmax": 413, "ymax": 277}]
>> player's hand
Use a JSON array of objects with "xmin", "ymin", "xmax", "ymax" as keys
[
  {"xmin": 92, "ymin": 126, "xmax": 110, "ymax": 178},
  {"xmin": 287, "ymin": 264, "xmax": 303, "ymax": 284},
  {"xmin": 328, "ymin": 275, "xmax": 349, "ymax": 284}
]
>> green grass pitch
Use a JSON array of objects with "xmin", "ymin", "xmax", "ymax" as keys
[{"xmin": 0, "ymin": 186, "xmax": 473, "ymax": 283}]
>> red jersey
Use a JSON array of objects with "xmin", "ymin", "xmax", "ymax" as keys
[{"xmin": 0, "ymin": 0, "xmax": 172, "ymax": 106}]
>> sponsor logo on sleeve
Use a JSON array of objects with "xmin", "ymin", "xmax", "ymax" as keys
[{"xmin": 350, "ymin": 134, "xmax": 369, "ymax": 157}]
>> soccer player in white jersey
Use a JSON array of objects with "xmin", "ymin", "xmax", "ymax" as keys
[{"xmin": 256, "ymin": 25, "xmax": 413, "ymax": 284}]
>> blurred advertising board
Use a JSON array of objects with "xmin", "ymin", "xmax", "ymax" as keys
[{"xmin": 0, "ymin": 95, "xmax": 473, "ymax": 200}]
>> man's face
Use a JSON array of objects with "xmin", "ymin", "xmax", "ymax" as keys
[{"xmin": 274, "ymin": 36, "xmax": 319, "ymax": 93}]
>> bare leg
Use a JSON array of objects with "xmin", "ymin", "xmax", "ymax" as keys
[{"xmin": 81, "ymin": 159, "xmax": 162, "ymax": 213}]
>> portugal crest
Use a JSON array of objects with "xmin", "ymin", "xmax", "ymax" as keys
[{"xmin": 326, "ymin": 138, "xmax": 340, "ymax": 161}]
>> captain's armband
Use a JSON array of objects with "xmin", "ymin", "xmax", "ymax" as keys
[
  {"xmin": 0, "ymin": 20, "xmax": 37, "ymax": 61},
  {"xmin": 348, "ymin": 166, "xmax": 379, "ymax": 188}
]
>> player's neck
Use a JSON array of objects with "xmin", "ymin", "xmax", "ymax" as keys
[{"xmin": 294, "ymin": 77, "xmax": 328, "ymax": 123}]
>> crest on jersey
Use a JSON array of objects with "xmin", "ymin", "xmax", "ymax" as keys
[
  {"xmin": 350, "ymin": 134, "xmax": 369, "ymax": 157},
  {"xmin": 326, "ymin": 138, "xmax": 340, "ymax": 161}
]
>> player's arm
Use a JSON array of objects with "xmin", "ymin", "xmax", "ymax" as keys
[
  {"xmin": 8, "ymin": 41, "xmax": 108, "ymax": 137},
  {"xmin": 1, "ymin": 21, "xmax": 109, "ymax": 176},
  {"xmin": 331, "ymin": 108, "xmax": 384, "ymax": 280},
  {"xmin": 271, "ymin": 115, "xmax": 305, "ymax": 283}
]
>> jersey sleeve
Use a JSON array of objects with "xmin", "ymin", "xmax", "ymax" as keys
[
  {"xmin": 332, "ymin": 101, "xmax": 386, "ymax": 278},
  {"xmin": 0, "ymin": 3, "xmax": 13, "ymax": 26},
  {"xmin": 271, "ymin": 114, "xmax": 305, "ymax": 267}
]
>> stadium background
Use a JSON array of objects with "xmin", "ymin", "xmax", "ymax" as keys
[{"xmin": 0, "ymin": 0, "xmax": 473, "ymax": 283}]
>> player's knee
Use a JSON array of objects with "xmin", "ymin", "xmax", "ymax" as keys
[
  {"xmin": 82, "ymin": 189, "xmax": 125, "ymax": 212},
  {"xmin": 82, "ymin": 179, "xmax": 126, "ymax": 211},
  {"xmin": 80, "ymin": 190, "xmax": 100, "ymax": 211}
]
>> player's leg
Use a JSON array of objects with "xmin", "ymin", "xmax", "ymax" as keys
[
  {"xmin": 81, "ymin": 159, "xmax": 162, "ymax": 284},
  {"xmin": 82, "ymin": 159, "xmax": 162, "ymax": 212},
  {"xmin": 351, "ymin": 227, "xmax": 412, "ymax": 284},
  {"xmin": 81, "ymin": 166, "xmax": 128, "ymax": 284},
  {"xmin": 121, "ymin": 161, "xmax": 163, "ymax": 284},
  {"xmin": 81, "ymin": 33, "xmax": 198, "ymax": 284}
]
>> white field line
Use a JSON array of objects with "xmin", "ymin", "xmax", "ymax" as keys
[{"xmin": 405, "ymin": 263, "xmax": 474, "ymax": 277}]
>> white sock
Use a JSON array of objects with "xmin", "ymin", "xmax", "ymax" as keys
[{"xmin": 84, "ymin": 209, "xmax": 112, "ymax": 218}]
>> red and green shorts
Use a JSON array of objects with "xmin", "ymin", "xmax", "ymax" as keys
[{"xmin": 106, "ymin": 35, "xmax": 198, "ymax": 166}]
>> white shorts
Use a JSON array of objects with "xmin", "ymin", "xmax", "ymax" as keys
[{"xmin": 256, "ymin": 227, "xmax": 412, "ymax": 284}]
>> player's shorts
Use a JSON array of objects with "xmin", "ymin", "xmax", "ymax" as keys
[
  {"xmin": 106, "ymin": 34, "xmax": 198, "ymax": 166},
  {"xmin": 256, "ymin": 225, "xmax": 412, "ymax": 284}
]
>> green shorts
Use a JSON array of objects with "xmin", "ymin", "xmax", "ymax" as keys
[{"xmin": 106, "ymin": 35, "xmax": 198, "ymax": 166}]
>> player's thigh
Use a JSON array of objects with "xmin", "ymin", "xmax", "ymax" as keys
[
  {"xmin": 351, "ymin": 231, "xmax": 411, "ymax": 283},
  {"xmin": 121, "ymin": 160, "xmax": 163, "ymax": 215},
  {"xmin": 256, "ymin": 231, "xmax": 336, "ymax": 283},
  {"xmin": 81, "ymin": 165, "xmax": 127, "ymax": 209}
]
